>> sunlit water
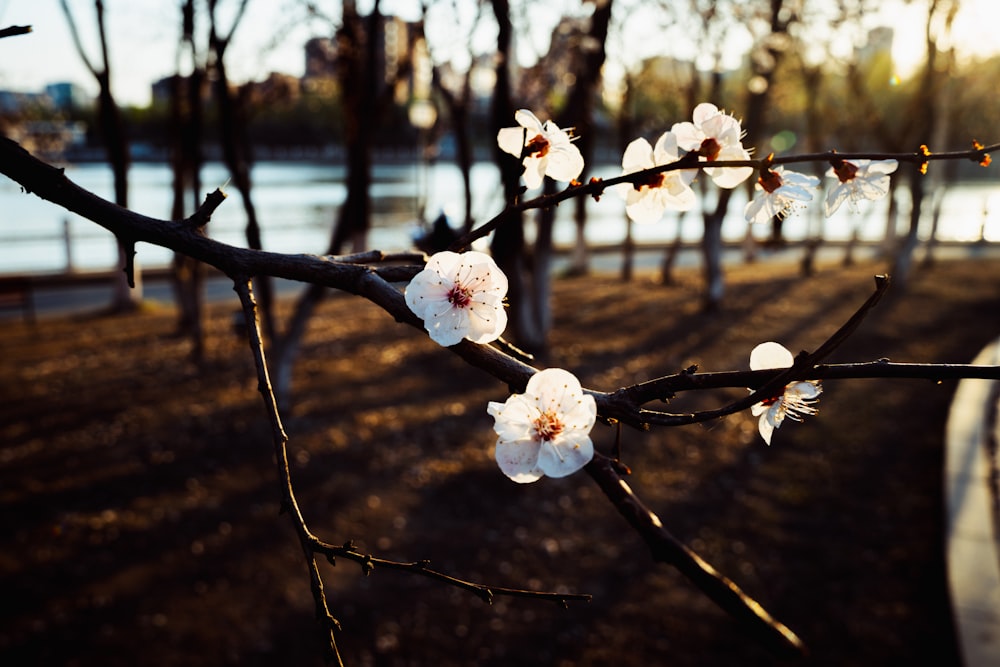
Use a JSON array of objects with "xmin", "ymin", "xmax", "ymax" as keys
[{"xmin": 1, "ymin": 160, "xmax": 998, "ymax": 274}]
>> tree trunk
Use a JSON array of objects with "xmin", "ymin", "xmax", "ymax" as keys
[{"xmin": 270, "ymin": 0, "xmax": 382, "ymax": 407}]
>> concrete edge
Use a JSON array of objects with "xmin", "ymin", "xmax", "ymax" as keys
[{"xmin": 945, "ymin": 338, "xmax": 1000, "ymax": 666}]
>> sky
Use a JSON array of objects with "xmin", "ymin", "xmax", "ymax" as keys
[{"xmin": 0, "ymin": 0, "xmax": 998, "ymax": 108}]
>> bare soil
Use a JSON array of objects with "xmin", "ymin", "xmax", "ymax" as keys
[{"xmin": 2, "ymin": 256, "xmax": 999, "ymax": 666}]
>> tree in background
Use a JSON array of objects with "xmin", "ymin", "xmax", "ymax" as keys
[{"xmin": 58, "ymin": 0, "xmax": 139, "ymax": 311}]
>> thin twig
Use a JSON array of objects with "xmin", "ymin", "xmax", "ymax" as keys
[
  {"xmin": 311, "ymin": 540, "xmax": 590, "ymax": 607},
  {"xmin": 233, "ymin": 277, "xmax": 345, "ymax": 667}
]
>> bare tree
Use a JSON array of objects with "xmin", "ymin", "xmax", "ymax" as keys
[
  {"xmin": 890, "ymin": 0, "xmax": 959, "ymax": 283},
  {"xmin": 168, "ymin": 0, "xmax": 208, "ymax": 363},
  {"xmin": 58, "ymin": 0, "xmax": 140, "ymax": 310}
]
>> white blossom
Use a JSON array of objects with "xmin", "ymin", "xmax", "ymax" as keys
[
  {"xmin": 824, "ymin": 159, "xmax": 898, "ymax": 216},
  {"xmin": 748, "ymin": 342, "xmax": 822, "ymax": 445},
  {"xmin": 497, "ymin": 109, "xmax": 584, "ymax": 189},
  {"xmin": 487, "ymin": 368, "xmax": 596, "ymax": 483},
  {"xmin": 744, "ymin": 166, "xmax": 820, "ymax": 225},
  {"xmin": 614, "ymin": 132, "xmax": 697, "ymax": 224},
  {"xmin": 671, "ymin": 102, "xmax": 754, "ymax": 188},
  {"xmin": 404, "ymin": 250, "xmax": 508, "ymax": 347}
]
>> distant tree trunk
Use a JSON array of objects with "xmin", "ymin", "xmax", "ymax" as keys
[
  {"xmin": 891, "ymin": 0, "xmax": 957, "ymax": 285},
  {"xmin": 661, "ymin": 212, "xmax": 686, "ymax": 285},
  {"xmin": 426, "ymin": 26, "xmax": 475, "ymax": 234},
  {"xmin": 329, "ymin": 0, "xmax": 377, "ymax": 255},
  {"xmin": 701, "ymin": 189, "xmax": 731, "ymax": 310},
  {"xmin": 618, "ymin": 72, "xmax": 636, "ymax": 283},
  {"xmin": 169, "ymin": 0, "xmax": 205, "ymax": 363},
  {"xmin": 562, "ymin": 0, "xmax": 613, "ymax": 278},
  {"xmin": 488, "ymin": 0, "xmax": 530, "ymax": 350},
  {"xmin": 271, "ymin": 0, "xmax": 383, "ymax": 408},
  {"xmin": 168, "ymin": 71, "xmax": 206, "ymax": 363},
  {"xmin": 799, "ymin": 64, "xmax": 825, "ymax": 276},
  {"xmin": 496, "ymin": 0, "xmax": 613, "ymax": 352},
  {"xmin": 59, "ymin": 0, "xmax": 140, "ymax": 311},
  {"xmin": 700, "ymin": 0, "xmax": 791, "ymax": 310},
  {"xmin": 208, "ymin": 0, "xmax": 273, "ymax": 341}
]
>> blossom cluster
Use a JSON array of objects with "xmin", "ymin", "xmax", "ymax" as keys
[
  {"xmin": 400, "ymin": 103, "xmax": 881, "ymax": 481},
  {"xmin": 496, "ymin": 103, "xmax": 897, "ymax": 226}
]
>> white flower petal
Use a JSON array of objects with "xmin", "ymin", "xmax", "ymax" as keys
[
  {"xmin": 488, "ymin": 397, "xmax": 535, "ymax": 441},
  {"xmin": 652, "ymin": 131, "xmax": 681, "ymax": 162},
  {"xmin": 425, "ymin": 306, "xmax": 470, "ymax": 347},
  {"xmin": 744, "ymin": 194, "xmax": 778, "ymax": 225},
  {"xmin": 522, "ymin": 155, "xmax": 546, "ymax": 189},
  {"xmin": 514, "ymin": 108, "xmax": 543, "ymax": 132},
  {"xmin": 544, "ymin": 144, "xmax": 585, "ymax": 182},
  {"xmin": 691, "ymin": 102, "xmax": 720, "ymax": 127},
  {"xmin": 777, "ymin": 182, "xmax": 816, "ymax": 202},
  {"xmin": 825, "ymin": 184, "xmax": 851, "ymax": 217},
  {"xmin": 670, "ymin": 121, "xmax": 702, "ymax": 151},
  {"xmin": 787, "ymin": 381, "xmax": 822, "ymax": 400},
  {"xmin": 464, "ymin": 301, "xmax": 508, "ymax": 344},
  {"xmin": 497, "ymin": 126, "xmax": 526, "ymax": 157},
  {"xmin": 867, "ymin": 159, "xmax": 899, "ymax": 175},
  {"xmin": 621, "ymin": 137, "xmax": 654, "ymax": 173},
  {"xmin": 495, "ymin": 437, "xmax": 544, "ymax": 483},
  {"xmin": 758, "ymin": 411, "xmax": 776, "ymax": 445},
  {"xmin": 750, "ymin": 342, "xmax": 794, "ymax": 370},
  {"xmin": 536, "ymin": 434, "xmax": 594, "ymax": 478},
  {"xmin": 626, "ymin": 195, "xmax": 667, "ymax": 224}
]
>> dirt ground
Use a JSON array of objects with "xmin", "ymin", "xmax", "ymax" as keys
[{"xmin": 2, "ymin": 255, "xmax": 999, "ymax": 666}]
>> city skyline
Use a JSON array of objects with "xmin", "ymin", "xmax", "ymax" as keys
[{"xmin": 1, "ymin": 0, "xmax": 998, "ymax": 109}]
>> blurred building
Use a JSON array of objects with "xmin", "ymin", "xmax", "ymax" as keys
[
  {"xmin": 44, "ymin": 82, "xmax": 93, "ymax": 111},
  {"xmin": 242, "ymin": 72, "xmax": 302, "ymax": 108},
  {"xmin": 0, "ymin": 82, "xmax": 93, "ymax": 114},
  {"xmin": 300, "ymin": 15, "xmax": 431, "ymax": 105}
]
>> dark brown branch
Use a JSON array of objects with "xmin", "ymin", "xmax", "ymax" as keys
[
  {"xmin": 0, "ymin": 25, "xmax": 31, "ymax": 39},
  {"xmin": 183, "ymin": 188, "xmax": 228, "ymax": 228},
  {"xmin": 585, "ymin": 453, "xmax": 806, "ymax": 659},
  {"xmin": 619, "ymin": 362, "xmax": 1000, "ymax": 408}
]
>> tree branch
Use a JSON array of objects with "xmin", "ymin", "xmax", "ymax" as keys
[
  {"xmin": 0, "ymin": 25, "xmax": 31, "ymax": 39},
  {"xmin": 586, "ymin": 453, "xmax": 806, "ymax": 659},
  {"xmin": 450, "ymin": 144, "xmax": 999, "ymax": 250}
]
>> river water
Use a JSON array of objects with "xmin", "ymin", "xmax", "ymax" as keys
[{"xmin": 1, "ymin": 160, "xmax": 998, "ymax": 274}]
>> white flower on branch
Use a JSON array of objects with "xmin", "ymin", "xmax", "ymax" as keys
[
  {"xmin": 496, "ymin": 109, "xmax": 585, "ymax": 189},
  {"xmin": 744, "ymin": 166, "xmax": 821, "ymax": 225},
  {"xmin": 614, "ymin": 132, "xmax": 697, "ymax": 224},
  {"xmin": 487, "ymin": 368, "xmax": 597, "ymax": 483},
  {"xmin": 824, "ymin": 159, "xmax": 898, "ymax": 216},
  {"xmin": 404, "ymin": 250, "xmax": 508, "ymax": 347},
  {"xmin": 671, "ymin": 102, "xmax": 754, "ymax": 188},
  {"xmin": 748, "ymin": 342, "xmax": 822, "ymax": 445}
]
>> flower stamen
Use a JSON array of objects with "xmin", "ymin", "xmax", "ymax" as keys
[
  {"xmin": 532, "ymin": 411, "xmax": 564, "ymax": 442},
  {"xmin": 524, "ymin": 134, "xmax": 550, "ymax": 158}
]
